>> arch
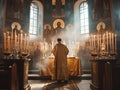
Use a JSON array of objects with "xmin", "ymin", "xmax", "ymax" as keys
[
  {"xmin": 74, "ymin": 0, "xmax": 89, "ymax": 34},
  {"xmin": 29, "ymin": 0, "xmax": 43, "ymax": 39}
]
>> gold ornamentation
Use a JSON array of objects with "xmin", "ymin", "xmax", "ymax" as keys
[
  {"xmin": 96, "ymin": 22, "xmax": 106, "ymax": 31},
  {"xmin": 44, "ymin": 24, "xmax": 51, "ymax": 30},
  {"xmin": 11, "ymin": 22, "xmax": 21, "ymax": 30},
  {"xmin": 53, "ymin": 19, "xmax": 64, "ymax": 29}
]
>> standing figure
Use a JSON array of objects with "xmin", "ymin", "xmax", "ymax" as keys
[
  {"xmin": 33, "ymin": 45, "xmax": 41, "ymax": 69},
  {"xmin": 52, "ymin": 38, "xmax": 69, "ymax": 83},
  {"xmin": 53, "ymin": 22, "xmax": 63, "ymax": 36},
  {"xmin": 13, "ymin": 25, "xmax": 20, "ymax": 36},
  {"xmin": 43, "ymin": 25, "xmax": 51, "ymax": 43}
]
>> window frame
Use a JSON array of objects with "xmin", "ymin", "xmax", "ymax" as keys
[
  {"xmin": 29, "ymin": 1, "xmax": 43, "ymax": 38},
  {"xmin": 79, "ymin": 1, "xmax": 89, "ymax": 34}
]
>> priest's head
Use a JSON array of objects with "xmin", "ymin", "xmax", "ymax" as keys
[{"xmin": 57, "ymin": 38, "xmax": 62, "ymax": 43}]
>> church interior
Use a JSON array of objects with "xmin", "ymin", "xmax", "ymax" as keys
[{"xmin": 0, "ymin": 0, "xmax": 120, "ymax": 90}]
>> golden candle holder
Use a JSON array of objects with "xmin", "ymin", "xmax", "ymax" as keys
[
  {"xmin": 3, "ymin": 49, "xmax": 12, "ymax": 59},
  {"xmin": 90, "ymin": 50, "xmax": 98, "ymax": 57},
  {"xmin": 90, "ymin": 51, "xmax": 99, "ymax": 60},
  {"xmin": 109, "ymin": 51, "xmax": 116, "ymax": 56},
  {"xmin": 89, "ymin": 31, "xmax": 117, "ymax": 59},
  {"xmin": 4, "ymin": 51, "xmax": 11, "ymax": 56},
  {"xmin": 21, "ymin": 51, "xmax": 29, "ymax": 58},
  {"xmin": 3, "ymin": 22, "xmax": 30, "ymax": 60},
  {"xmin": 91, "ymin": 53, "xmax": 98, "ymax": 57}
]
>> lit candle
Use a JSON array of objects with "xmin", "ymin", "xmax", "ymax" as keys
[
  {"xmin": 102, "ymin": 33, "xmax": 105, "ymax": 44},
  {"xmin": 115, "ymin": 34, "xmax": 117, "ymax": 52},
  {"xmin": 17, "ymin": 34, "xmax": 20, "ymax": 50},
  {"xmin": 24, "ymin": 34, "xmax": 26, "ymax": 52},
  {"xmin": 77, "ymin": 42, "xmax": 79, "ymax": 50},
  {"xmin": 10, "ymin": 32, "xmax": 13, "ymax": 50},
  {"xmin": 20, "ymin": 32, "xmax": 23, "ymax": 52},
  {"xmin": 106, "ymin": 32, "xmax": 108, "ymax": 52},
  {"xmin": 26, "ymin": 34, "xmax": 29, "ymax": 53},
  {"xmin": 4, "ymin": 32, "xmax": 6, "ymax": 50},
  {"xmin": 100, "ymin": 34, "xmax": 101, "ymax": 48},
  {"xmin": 44, "ymin": 38, "xmax": 45, "ymax": 51},
  {"xmin": 52, "ymin": 40, "xmax": 54, "ymax": 49},
  {"xmin": 98, "ymin": 34, "xmax": 100, "ymax": 50},
  {"xmin": 112, "ymin": 33, "xmax": 114, "ymax": 52},
  {"xmin": 94, "ymin": 35, "xmax": 95, "ymax": 50},
  {"xmin": 91, "ymin": 35, "xmax": 93, "ymax": 50},
  {"xmin": 7, "ymin": 34, "xmax": 10, "ymax": 52},
  {"xmin": 109, "ymin": 33, "xmax": 111, "ymax": 51},
  {"xmin": 13, "ymin": 30, "xmax": 16, "ymax": 49},
  {"xmin": 90, "ymin": 36, "xmax": 92, "ymax": 50},
  {"xmin": 16, "ymin": 35, "xmax": 17, "ymax": 47}
]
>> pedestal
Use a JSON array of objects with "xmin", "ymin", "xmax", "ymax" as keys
[
  {"xmin": 0, "ymin": 63, "xmax": 18, "ymax": 90},
  {"xmin": 3, "ymin": 59, "xmax": 31, "ymax": 90},
  {"xmin": 89, "ymin": 58, "xmax": 116, "ymax": 90}
]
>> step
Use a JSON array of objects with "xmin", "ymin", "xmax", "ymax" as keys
[
  {"xmin": 28, "ymin": 74, "xmax": 51, "ymax": 80},
  {"xmin": 28, "ymin": 73, "xmax": 91, "ymax": 80},
  {"xmin": 81, "ymin": 74, "xmax": 91, "ymax": 80}
]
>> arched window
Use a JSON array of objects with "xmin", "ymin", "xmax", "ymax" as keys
[
  {"xmin": 74, "ymin": 1, "xmax": 89, "ymax": 34},
  {"xmin": 79, "ymin": 1, "xmax": 89, "ymax": 34},
  {"xmin": 29, "ymin": 1, "xmax": 43, "ymax": 38}
]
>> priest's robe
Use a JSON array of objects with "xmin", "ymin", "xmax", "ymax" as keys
[{"xmin": 52, "ymin": 43, "xmax": 69, "ymax": 81}]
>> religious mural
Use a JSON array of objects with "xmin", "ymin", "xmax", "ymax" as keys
[
  {"xmin": 92, "ymin": 0, "xmax": 111, "ymax": 21},
  {"xmin": 51, "ymin": 0, "xmax": 65, "ymax": 18},
  {"xmin": 52, "ymin": 0, "xmax": 65, "ymax": 5},
  {"xmin": 112, "ymin": 0, "xmax": 120, "ymax": 32},
  {"xmin": 0, "ymin": 0, "xmax": 6, "ymax": 59},
  {"xmin": 111, "ymin": 0, "xmax": 120, "ymax": 59},
  {"xmin": 0, "ymin": 0, "xmax": 6, "ymax": 43},
  {"xmin": 89, "ymin": 0, "xmax": 112, "ymax": 34},
  {"xmin": 43, "ymin": 24, "xmax": 52, "ymax": 43}
]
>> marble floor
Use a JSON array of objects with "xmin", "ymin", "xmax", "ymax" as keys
[{"xmin": 29, "ymin": 80, "xmax": 91, "ymax": 90}]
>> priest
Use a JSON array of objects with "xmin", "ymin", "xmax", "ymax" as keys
[{"xmin": 52, "ymin": 38, "xmax": 69, "ymax": 83}]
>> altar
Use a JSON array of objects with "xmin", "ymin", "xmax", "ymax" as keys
[{"xmin": 39, "ymin": 57, "xmax": 82, "ymax": 77}]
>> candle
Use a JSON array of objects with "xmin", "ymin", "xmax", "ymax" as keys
[
  {"xmin": 112, "ymin": 33, "xmax": 114, "ymax": 52},
  {"xmin": 97, "ymin": 34, "xmax": 99, "ymax": 51},
  {"xmin": 76, "ymin": 41, "xmax": 79, "ymax": 52},
  {"xmin": 26, "ymin": 34, "xmax": 29, "ymax": 53},
  {"xmin": 99, "ymin": 35, "xmax": 102, "ymax": 49},
  {"xmin": 11, "ymin": 28, "xmax": 13, "ymax": 50},
  {"xmin": 92, "ymin": 35, "xmax": 94, "ymax": 50},
  {"xmin": 8, "ymin": 34, "xmax": 10, "ymax": 52},
  {"xmin": 20, "ymin": 33, "xmax": 23, "ymax": 52},
  {"xmin": 106, "ymin": 32, "xmax": 108, "ymax": 52},
  {"xmin": 90, "ymin": 35, "xmax": 93, "ymax": 50},
  {"xmin": 102, "ymin": 33, "xmax": 105, "ymax": 44},
  {"xmin": 52, "ymin": 41, "xmax": 54, "ymax": 49},
  {"xmin": 44, "ymin": 39, "xmax": 45, "ymax": 51},
  {"xmin": 109, "ymin": 33, "xmax": 111, "ymax": 51},
  {"xmin": 24, "ymin": 34, "xmax": 26, "ymax": 52},
  {"xmin": 4, "ymin": 32, "xmax": 6, "ymax": 50},
  {"xmin": 14, "ymin": 31, "xmax": 16, "ymax": 48},
  {"xmin": 16, "ymin": 35, "xmax": 18, "ymax": 49},
  {"xmin": 115, "ymin": 34, "xmax": 117, "ymax": 52},
  {"xmin": 94, "ymin": 35, "xmax": 95, "ymax": 50},
  {"xmin": 17, "ymin": 34, "xmax": 20, "ymax": 50},
  {"xmin": 10, "ymin": 32, "xmax": 13, "ymax": 50},
  {"xmin": 90, "ymin": 36, "xmax": 92, "ymax": 50}
]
